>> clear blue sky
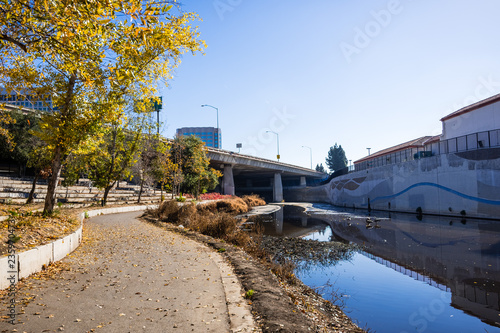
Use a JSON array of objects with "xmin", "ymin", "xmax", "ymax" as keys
[{"xmin": 159, "ymin": 0, "xmax": 500, "ymax": 170}]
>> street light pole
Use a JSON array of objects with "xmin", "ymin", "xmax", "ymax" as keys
[
  {"xmin": 152, "ymin": 97, "xmax": 162, "ymax": 136},
  {"xmin": 266, "ymin": 130, "xmax": 280, "ymax": 161},
  {"xmin": 201, "ymin": 104, "xmax": 220, "ymax": 148},
  {"xmin": 302, "ymin": 145, "xmax": 312, "ymax": 169}
]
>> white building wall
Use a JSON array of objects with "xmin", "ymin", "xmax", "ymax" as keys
[{"xmin": 442, "ymin": 101, "xmax": 500, "ymax": 140}]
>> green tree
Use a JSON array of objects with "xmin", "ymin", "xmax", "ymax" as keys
[
  {"xmin": 315, "ymin": 163, "xmax": 326, "ymax": 173},
  {"xmin": 1, "ymin": 0, "xmax": 205, "ymax": 214},
  {"xmin": 170, "ymin": 136, "xmax": 222, "ymax": 198},
  {"xmin": 64, "ymin": 106, "xmax": 148, "ymax": 206},
  {"xmin": 91, "ymin": 125, "xmax": 142, "ymax": 206},
  {"xmin": 0, "ymin": 110, "xmax": 53, "ymax": 203},
  {"xmin": 132, "ymin": 134, "xmax": 159, "ymax": 203},
  {"xmin": 148, "ymin": 140, "xmax": 180, "ymax": 199},
  {"xmin": 0, "ymin": 109, "xmax": 15, "ymax": 150},
  {"xmin": 0, "ymin": 110, "xmax": 40, "ymax": 176},
  {"xmin": 26, "ymin": 144, "xmax": 53, "ymax": 204},
  {"xmin": 325, "ymin": 143, "xmax": 347, "ymax": 173}
]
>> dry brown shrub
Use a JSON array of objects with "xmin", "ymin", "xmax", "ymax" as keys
[
  {"xmin": 151, "ymin": 199, "xmax": 266, "ymax": 254},
  {"xmin": 177, "ymin": 203, "xmax": 197, "ymax": 225},
  {"xmin": 156, "ymin": 200, "xmax": 197, "ymax": 225},
  {"xmin": 215, "ymin": 197, "xmax": 249, "ymax": 214},
  {"xmin": 192, "ymin": 212, "xmax": 238, "ymax": 239},
  {"xmin": 195, "ymin": 196, "xmax": 265, "ymax": 216},
  {"xmin": 151, "ymin": 197, "xmax": 273, "ymax": 262},
  {"xmin": 196, "ymin": 201, "xmax": 218, "ymax": 214},
  {"xmin": 157, "ymin": 200, "xmax": 179, "ymax": 220},
  {"xmin": 241, "ymin": 194, "xmax": 266, "ymax": 208},
  {"xmin": 270, "ymin": 259, "xmax": 296, "ymax": 284},
  {"xmin": 226, "ymin": 227, "xmax": 252, "ymax": 247}
]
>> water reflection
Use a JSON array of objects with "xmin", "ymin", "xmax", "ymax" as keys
[
  {"xmin": 256, "ymin": 204, "xmax": 500, "ymax": 331},
  {"xmin": 257, "ymin": 205, "xmax": 338, "ymax": 239},
  {"xmin": 311, "ymin": 207, "xmax": 500, "ymax": 327}
]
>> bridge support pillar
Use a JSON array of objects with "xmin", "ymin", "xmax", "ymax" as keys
[
  {"xmin": 273, "ymin": 173, "xmax": 283, "ymax": 202},
  {"xmin": 300, "ymin": 176, "xmax": 306, "ymax": 187},
  {"xmin": 275, "ymin": 208, "xmax": 283, "ymax": 235},
  {"xmin": 301, "ymin": 216, "xmax": 308, "ymax": 227},
  {"xmin": 223, "ymin": 165, "xmax": 235, "ymax": 196}
]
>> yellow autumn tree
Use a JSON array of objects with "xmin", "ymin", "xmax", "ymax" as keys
[
  {"xmin": 0, "ymin": 0, "xmax": 205, "ymax": 214},
  {"xmin": 151, "ymin": 139, "xmax": 181, "ymax": 198},
  {"xmin": 0, "ymin": 111, "xmax": 14, "ymax": 150}
]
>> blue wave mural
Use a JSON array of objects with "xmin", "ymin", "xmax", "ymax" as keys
[{"xmin": 368, "ymin": 182, "xmax": 500, "ymax": 206}]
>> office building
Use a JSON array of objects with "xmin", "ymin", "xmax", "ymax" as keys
[
  {"xmin": 0, "ymin": 88, "xmax": 54, "ymax": 112},
  {"xmin": 176, "ymin": 127, "xmax": 221, "ymax": 148}
]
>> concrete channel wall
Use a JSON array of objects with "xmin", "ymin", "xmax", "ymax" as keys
[
  {"xmin": 288, "ymin": 150, "xmax": 500, "ymax": 219},
  {"xmin": 0, "ymin": 205, "xmax": 156, "ymax": 290}
]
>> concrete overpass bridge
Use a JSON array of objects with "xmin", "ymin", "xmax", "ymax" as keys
[{"xmin": 206, "ymin": 147, "xmax": 327, "ymax": 202}]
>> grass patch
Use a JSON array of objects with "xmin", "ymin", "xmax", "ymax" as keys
[{"xmin": 244, "ymin": 289, "xmax": 255, "ymax": 299}]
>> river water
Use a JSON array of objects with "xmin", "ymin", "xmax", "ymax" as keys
[{"xmin": 260, "ymin": 204, "xmax": 500, "ymax": 333}]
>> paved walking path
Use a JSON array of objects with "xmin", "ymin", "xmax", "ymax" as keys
[{"xmin": 2, "ymin": 211, "xmax": 255, "ymax": 332}]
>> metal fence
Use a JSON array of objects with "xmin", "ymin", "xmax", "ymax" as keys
[
  {"xmin": 434, "ymin": 129, "xmax": 500, "ymax": 155},
  {"xmin": 354, "ymin": 128, "xmax": 500, "ymax": 172}
]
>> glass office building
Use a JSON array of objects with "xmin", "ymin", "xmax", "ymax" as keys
[
  {"xmin": 176, "ymin": 127, "xmax": 222, "ymax": 148},
  {"xmin": 0, "ymin": 88, "xmax": 54, "ymax": 112}
]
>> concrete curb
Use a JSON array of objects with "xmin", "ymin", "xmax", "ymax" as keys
[
  {"xmin": 0, "ymin": 204, "xmax": 157, "ymax": 290},
  {"xmin": 210, "ymin": 251, "xmax": 258, "ymax": 332}
]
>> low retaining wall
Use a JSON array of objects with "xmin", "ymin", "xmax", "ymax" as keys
[{"xmin": 0, "ymin": 205, "xmax": 156, "ymax": 290}]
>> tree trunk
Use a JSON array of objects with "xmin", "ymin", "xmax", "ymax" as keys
[
  {"xmin": 43, "ymin": 147, "xmax": 63, "ymax": 215},
  {"xmin": 102, "ymin": 185, "xmax": 113, "ymax": 206},
  {"xmin": 26, "ymin": 172, "xmax": 39, "ymax": 204},
  {"xmin": 43, "ymin": 74, "xmax": 76, "ymax": 215},
  {"xmin": 137, "ymin": 178, "xmax": 144, "ymax": 204},
  {"xmin": 196, "ymin": 179, "xmax": 200, "ymax": 200}
]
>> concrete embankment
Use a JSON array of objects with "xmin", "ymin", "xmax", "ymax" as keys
[{"xmin": 287, "ymin": 151, "xmax": 500, "ymax": 219}]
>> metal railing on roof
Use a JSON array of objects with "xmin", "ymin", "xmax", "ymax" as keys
[{"xmin": 354, "ymin": 128, "xmax": 500, "ymax": 172}]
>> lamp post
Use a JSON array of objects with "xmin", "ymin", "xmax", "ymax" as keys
[
  {"xmin": 266, "ymin": 130, "xmax": 280, "ymax": 161},
  {"xmin": 302, "ymin": 145, "xmax": 312, "ymax": 169},
  {"xmin": 201, "ymin": 104, "xmax": 220, "ymax": 148},
  {"xmin": 152, "ymin": 97, "xmax": 162, "ymax": 136}
]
